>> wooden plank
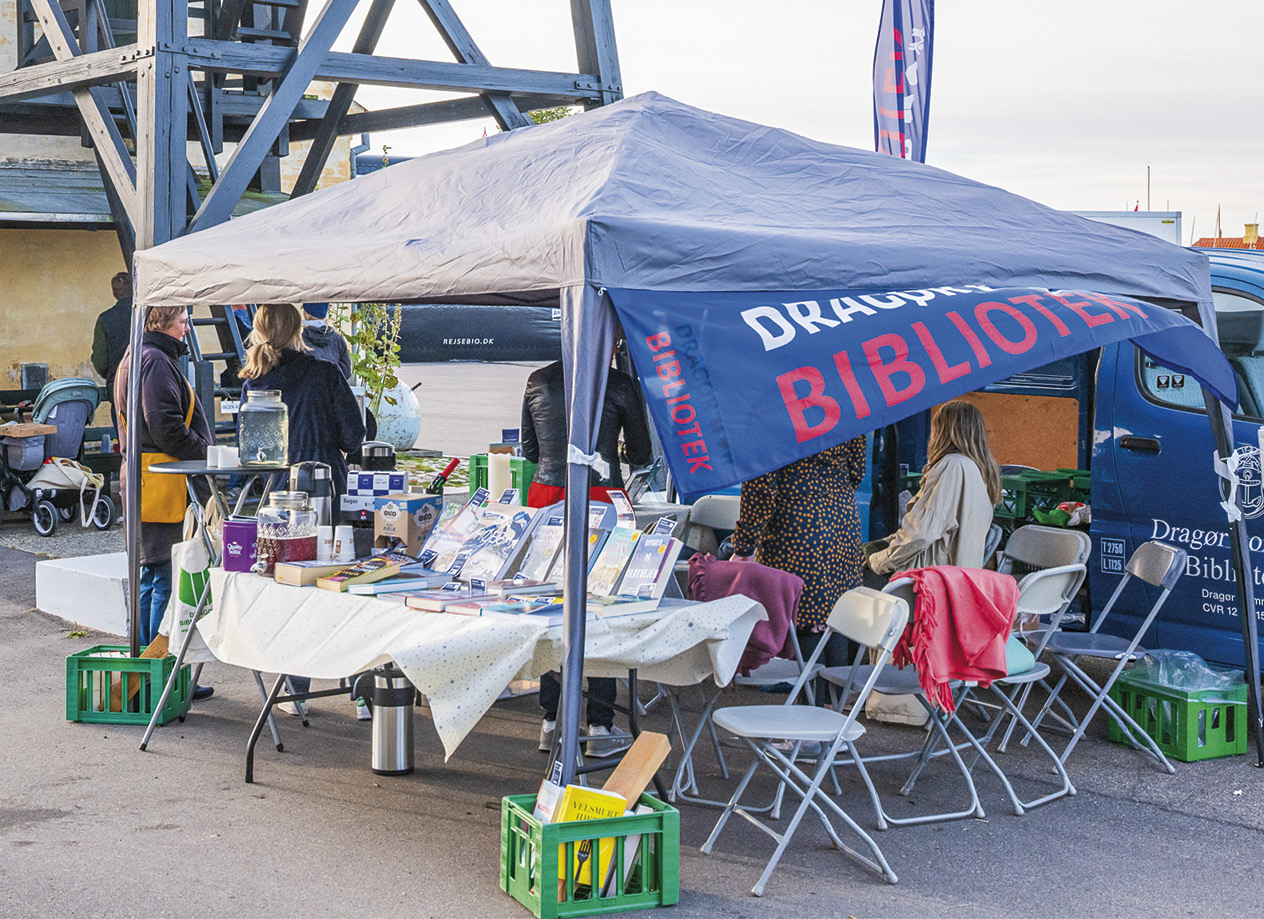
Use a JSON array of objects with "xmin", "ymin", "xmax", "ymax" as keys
[
  {"xmin": 180, "ymin": 40, "xmax": 603, "ymax": 97},
  {"xmin": 601, "ymin": 731, "xmax": 670, "ymax": 802},
  {"xmin": 135, "ymin": 0, "xmax": 189, "ymax": 247},
  {"xmin": 26, "ymin": 0, "xmax": 138, "ymax": 226},
  {"xmin": 189, "ymin": 0, "xmax": 360, "ymax": 233},
  {"xmin": 570, "ymin": 0, "xmax": 622, "ymax": 106},
  {"xmin": 417, "ymin": 0, "xmax": 531, "ymax": 131},
  {"xmin": 291, "ymin": 0, "xmax": 394, "ymax": 198},
  {"xmin": 0, "ymin": 44, "xmax": 144, "ymax": 103}
]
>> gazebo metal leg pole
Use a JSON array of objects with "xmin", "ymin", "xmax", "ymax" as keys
[
  {"xmin": 556, "ymin": 461, "xmax": 592, "ymax": 786},
  {"xmin": 125, "ymin": 301, "xmax": 144, "ymax": 658},
  {"xmin": 1203, "ymin": 391, "xmax": 1264, "ymax": 765},
  {"xmin": 139, "ymin": 572, "xmax": 212, "ymax": 750}
]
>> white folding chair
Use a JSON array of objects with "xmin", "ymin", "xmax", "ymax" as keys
[
  {"xmin": 700, "ymin": 587, "xmax": 909, "ymax": 894},
  {"xmin": 1024, "ymin": 540, "xmax": 1186, "ymax": 772},
  {"xmin": 820, "ymin": 579, "xmax": 991, "ymax": 827},
  {"xmin": 668, "ymin": 622, "xmax": 823, "ymax": 809}
]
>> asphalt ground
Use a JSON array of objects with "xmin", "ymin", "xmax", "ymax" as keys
[
  {"xmin": 4, "ymin": 539, "xmax": 1264, "ymax": 918},
  {"xmin": 5, "ymin": 360, "xmax": 1264, "ymax": 916}
]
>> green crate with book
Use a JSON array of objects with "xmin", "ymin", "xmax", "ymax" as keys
[
  {"xmin": 66, "ymin": 644, "xmax": 191, "ymax": 725},
  {"xmin": 500, "ymin": 792, "xmax": 679, "ymax": 919}
]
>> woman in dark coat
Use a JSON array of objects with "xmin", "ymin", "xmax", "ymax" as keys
[
  {"xmin": 240, "ymin": 304, "xmax": 366, "ymax": 503},
  {"xmin": 114, "ymin": 306, "xmax": 214, "ymax": 647},
  {"xmin": 731, "ymin": 437, "xmax": 867, "ymax": 669}
]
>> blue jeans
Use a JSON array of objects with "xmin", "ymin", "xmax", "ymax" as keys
[{"xmin": 138, "ymin": 562, "xmax": 173, "ymax": 647}]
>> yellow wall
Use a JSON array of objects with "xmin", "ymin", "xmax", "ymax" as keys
[{"xmin": 1, "ymin": 227, "xmax": 127, "ymax": 390}]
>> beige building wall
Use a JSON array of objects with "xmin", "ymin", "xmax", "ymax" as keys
[{"xmin": 1, "ymin": 227, "xmax": 128, "ymax": 389}]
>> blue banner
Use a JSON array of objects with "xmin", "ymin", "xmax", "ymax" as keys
[
  {"xmin": 608, "ymin": 285, "xmax": 1235, "ymax": 500},
  {"xmin": 873, "ymin": 0, "xmax": 934, "ymax": 162}
]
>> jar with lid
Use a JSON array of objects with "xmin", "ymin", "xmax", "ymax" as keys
[
  {"xmin": 239, "ymin": 389, "xmax": 289, "ymax": 467},
  {"xmin": 254, "ymin": 491, "xmax": 317, "ymax": 575}
]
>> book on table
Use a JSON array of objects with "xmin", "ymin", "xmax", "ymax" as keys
[
  {"xmin": 546, "ymin": 527, "xmax": 612, "ymax": 584},
  {"xmin": 402, "ymin": 584, "xmax": 499, "ymax": 611},
  {"xmin": 479, "ymin": 578, "xmax": 558, "ymax": 598},
  {"xmin": 315, "ymin": 556, "xmax": 401, "ymax": 592},
  {"xmin": 584, "ymin": 594, "xmax": 663, "ymax": 617},
  {"xmin": 455, "ymin": 503, "xmax": 539, "ymax": 584},
  {"xmin": 614, "ymin": 535, "xmax": 684, "ymax": 601},
  {"xmin": 345, "ymin": 569, "xmax": 453, "ymax": 595},
  {"xmin": 417, "ymin": 501, "xmax": 485, "ymax": 573},
  {"xmin": 514, "ymin": 512, "xmax": 564, "ymax": 581},
  {"xmin": 586, "ymin": 526, "xmax": 641, "ymax": 596},
  {"xmin": 273, "ymin": 559, "xmax": 348, "ymax": 587}
]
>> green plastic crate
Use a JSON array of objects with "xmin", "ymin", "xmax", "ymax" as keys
[
  {"xmin": 1107, "ymin": 670, "xmax": 1247, "ymax": 762},
  {"xmin": 66, "ymin": 644, "xmax": 191, "ymax": 725},
  {"xmin": 500, "ymin": 792, "xmax": 679, "ymax": 919},
  {"xmin": 469, "ymin": 454, "xmax": 537, "ymax": 497}
]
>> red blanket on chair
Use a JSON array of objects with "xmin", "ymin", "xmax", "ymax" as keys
[{"xmin": 892, "ymin": 566, "xmax": 1018, "ymax": 714}]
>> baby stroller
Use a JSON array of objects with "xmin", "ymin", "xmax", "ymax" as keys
[{"xmin": 1, "ymin": 377, "xmax": 115, "ymax": 536}]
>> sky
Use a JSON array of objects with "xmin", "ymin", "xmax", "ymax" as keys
[{"xmin": 333, "ymin": 1, "xmax": 1263, "ymax": 245}]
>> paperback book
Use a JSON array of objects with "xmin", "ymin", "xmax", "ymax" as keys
[
  {"xmin": 586, "ymin": 526, "xmax": 641, "ymax": 596},
  {"xmin": 346, "ymin": 569, "xmax": 453, "ymax": 595},
  {"xmin": 402, "ymin": 583, "xmax": 499, "ymax": 611},
  {"xmin": 457, "ymin": 503, "xmax": 538, "ymax": 585},
  {"xmin": 616, "ymin": 535, "xmax": 682, "ymax": 600},
  {"xmin": 515, "ymin": 513, "xmax": 564, "ymax": 581},
  {"xmin": 315, "ymin": 556, "xmax": 400, "ymax": 592}
]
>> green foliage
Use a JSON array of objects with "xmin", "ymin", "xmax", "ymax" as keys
[
  {"xmin": 332, "ymin": 302, "xmax": 403, "ymax": 415},
  {"xmin": 527, "ymin": 106, "xmax": 577, "ymax": 125}
]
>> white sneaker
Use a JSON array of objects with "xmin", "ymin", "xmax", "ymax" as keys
[
  {"xmin": 539, "ymin": 719, "xmax": 556, "ymax": 752},
  {"xmin": 585, "ymin": 724, "xmax": 629, "ymax": 759},
  {"xmin": 356, "ymin": 699, "xmax": 372, "ymax": 721},
  {"xmin": 277, "ymin": 700, "xmax": 305, "ymax": 717}
]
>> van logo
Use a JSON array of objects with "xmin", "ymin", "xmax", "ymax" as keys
[{"xmin": 1237, "ymin": 449, "xmax": 1264, "ymax": 519}]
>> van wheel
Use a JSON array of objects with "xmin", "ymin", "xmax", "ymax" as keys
[
  {"xmin": 33, "ymin": 501, "xmax": 58, "ymax": 537},
  {"xmin": 92, "ymin": 495, "xmax": 116, "ymax": 531}
]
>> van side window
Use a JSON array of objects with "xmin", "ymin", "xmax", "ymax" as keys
[{"xmin": 1139, "ymin": 290, "xmax": 1264, "ymax": 420}]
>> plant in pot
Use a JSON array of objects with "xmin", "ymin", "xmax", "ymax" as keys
[{"xmin": 332, "ymin": 303, "xmax": 421, "ymax": 450}]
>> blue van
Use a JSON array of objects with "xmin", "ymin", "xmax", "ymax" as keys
[{"xmin": 863, "ymin": 249, "xmax": 1264, "ymax": 668}]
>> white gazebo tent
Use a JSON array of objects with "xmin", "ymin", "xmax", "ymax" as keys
[{"xmin": 132, "ymin": 92, "xmax": 1260, "ymax": 775}]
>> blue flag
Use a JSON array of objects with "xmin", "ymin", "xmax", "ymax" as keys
[
  {"xmin": 608, "ymin": 285, "xmax": 1235, "ymax": 500},
  {"xmin": 873, "ymin": 0, "xmax": 934, "ymax": 162}
]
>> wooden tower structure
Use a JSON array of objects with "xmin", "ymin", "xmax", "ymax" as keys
[{"xmin": 0, "ymin": 0, "xmax": 622, "ymax": 257}]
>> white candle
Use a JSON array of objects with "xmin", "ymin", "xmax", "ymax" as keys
[{"xmin": 487, "ymin": 452, "xmax": 512, "ymax": 499}]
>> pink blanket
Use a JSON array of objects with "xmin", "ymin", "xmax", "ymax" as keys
[
  {"xmin": 892, "ymin": 566, "xmax": 1018, "ymax": 714},
  {"xmin": 687, "ymin": 555, "xmax": 804, "ymax": 676}
]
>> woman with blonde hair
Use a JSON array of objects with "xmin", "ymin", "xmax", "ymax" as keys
[
  {"xmin": 866, "ymin": 400, "xmax": 1000, "ymax": 575},
  {"xmin": 240, "ymin": 303, "xmax": 365, "ymax": 503}
]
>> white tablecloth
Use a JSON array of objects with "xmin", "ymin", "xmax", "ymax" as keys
[{"xmin": 200, "ymin": 570, "xmax": 766, "ymax": 758}]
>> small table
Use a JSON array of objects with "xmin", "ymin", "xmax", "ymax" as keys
[{"xmin": 138, "ymin": 459, "xmax": 289, "ymax": 751}]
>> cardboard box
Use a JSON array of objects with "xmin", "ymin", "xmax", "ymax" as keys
[
  {"xmin": 0, "ymin": 422, "xmax": 57, "ymax": 438},
  {"xmin": 374, "ymin": 493, "xmax": 443, "ymax": 555},
  {"xmin": 348, "ymin": 471, "xmax": 407, "ymax": 495}
]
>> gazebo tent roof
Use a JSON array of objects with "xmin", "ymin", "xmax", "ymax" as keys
[{"xmin": 135, "ymin": 91, "xmax": 1214, "ymax": 314}]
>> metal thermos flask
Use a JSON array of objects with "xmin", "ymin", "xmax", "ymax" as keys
[
  {"xmin": 357, "ymin": 666, "xmax": 416, "ymax": 776},
  {"xmin": 289, "ymin": 461, "xmax": 333, "ymax": 527}
]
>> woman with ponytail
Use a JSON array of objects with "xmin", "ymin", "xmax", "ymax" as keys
[{"xmin": 240, "ymin": 303, "xmax": 366, "ymax": 503}]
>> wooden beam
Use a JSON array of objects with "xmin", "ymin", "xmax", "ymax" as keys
[
  {"xmin": 180, "ymin": 40, "xmax": 603, "ymax": 98},
  {"xmin": 416, "ymin": 0, "xmax": 531, "ymax": 131},
  {"xmin": 0, "ymin": 44, "xmax": 145, "ymax": 103},
  {"xmin": 26, "ymin": 0, "xmax": 138, "ymax": 227},
  {"xmin": 291, "ymin": 0, "xmax": 395, "ymax": 198},
  {"xmin": 189, "ymin": 0, "xmax": 359, "ymax": 232},
  {"xmin": 135, "ymin": 0, "xmax": 189, "ymax": 246},
  {"xmin": 570, "ymin": 0, "xmax": 622, "ymax": 106}
]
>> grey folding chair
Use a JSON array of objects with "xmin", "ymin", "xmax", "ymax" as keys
[
  {"xmin": 1024, "ymin": 540, "xmax": 1186, "ymax": 772},
  {"xmin": 700, "ymin": 587, "xmax": 909, "ymax": 894}
]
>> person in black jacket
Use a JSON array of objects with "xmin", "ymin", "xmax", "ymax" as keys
[
  {"xmin": 114, "ymin": 306, "xmax": 214, "ymax": 650},
  {"xmin": 520, "ymin": 356, "xmax": 654, "ymax": 508},
  {"xmin": 91, "ymin": 271, "xmax": 133, "ymax": 434},
  {"xmin": 519, "ymin": 345, "xmax": 654, "ymax": 757},
  {"xmin": 300, "ymin": 302, "xmax": 353, "ymax": 379},
  {"xmin": 240, "ymin": 304, "xmax": 366, "ymax": 503}
]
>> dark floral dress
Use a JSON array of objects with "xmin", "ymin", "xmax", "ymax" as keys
[{"xmin": 731, "ymin": 438, "xmax": 867, "ymax": 630}]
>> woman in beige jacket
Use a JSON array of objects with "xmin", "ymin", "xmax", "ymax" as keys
[{"xmin": 867, "ymin": 401, "xmax": 1001, "ymax": 576}]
